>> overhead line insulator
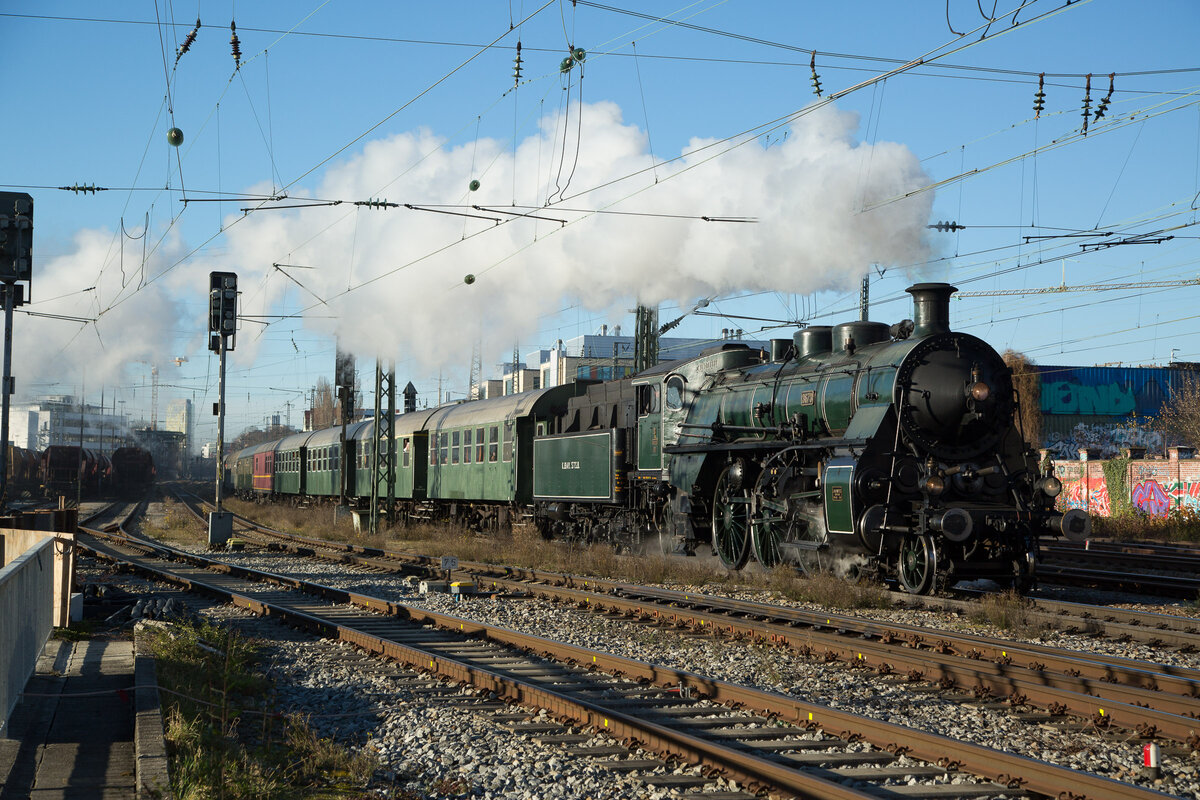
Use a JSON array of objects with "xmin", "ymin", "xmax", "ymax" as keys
[
  {"xmin": 230, "ymin": 20, "xmax": 242, "ymax": 70},
  {"xmin": 1033, "ymin": 72, "xmax": 1045, "ymax": 117},
  {"xmin": 175, "ymin": 18, "xmax": 200, "ymax": 64},
  {"xmin": 513, "ymin": 41, "xmax": 523, "ymax": 86},
  {"xmin": 354, "ymin": 198, "xmax": 399, "ymax": 210},
  {"xmin": 1094, "ymin": 73, "xmax": 1115, "ymax": 122},
  {"xmin": 1081, "ymin": 73, "xmax": 1092, "ymax": 135},
  {"xmin": 58, "ymin": 183, "xmax": 108, "ymax": 195},
  {"xmin": 809, "ymin": 52, "xmax": 823, "ymax": 98}
]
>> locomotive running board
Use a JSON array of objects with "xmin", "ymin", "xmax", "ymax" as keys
[{"xmin": 664, "ymin": 437, "xmax": 869, "ymax": 455}]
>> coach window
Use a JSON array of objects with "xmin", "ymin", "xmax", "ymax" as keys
[
  {"xmin": 430, "ymin": 439, "xmax": 437, "ymax": 466},
  {"xmin": 665, "ymin": 376, "xmax": 685, "ymax": 410},
  {"xmin": 452, "ymin": 430, "xmax": 461, "ymax": 464},
  {"xmin": 476, "ymin": 427, "xmax": 485, "ymax": 462},
  {"xmin": 402, "ymin": 437, "xmax": 410, "ymax": 468},
  {"xmin": 502, "ymin": 421, "xmax": 514, "ymax": 462},
  {"xmin": 463, "ymin": 429, "xmax": 472, "ymax": 463},
  {"xmin": 489, "ymin": 426, "xmax": 499, "ymax": 462}
]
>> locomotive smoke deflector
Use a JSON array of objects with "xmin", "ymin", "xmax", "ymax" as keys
[{"xmin": 906, "ymin": 282, "xmax": 958, "ymax": 336}]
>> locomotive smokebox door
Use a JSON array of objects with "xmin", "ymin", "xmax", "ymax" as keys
[{"xmin": 823, "ymin": 458, "xmax": 857, "ymax": 536}]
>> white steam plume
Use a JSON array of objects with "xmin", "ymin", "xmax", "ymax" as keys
[
  {"xmin": 18, "ymin": 101, "xmax": 934, "ymax": 394},
  {"xmin": 12, "ymin": 228, "xmax": 191, "ymax": 400},
  {"xmin": 223, "ymin": 101, "xmax": 933, "ymax": 370}
]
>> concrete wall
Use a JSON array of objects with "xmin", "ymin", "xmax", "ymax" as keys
[{"xmin": 0, "ymin": 531, "xmax": 55, "ymax": 733}]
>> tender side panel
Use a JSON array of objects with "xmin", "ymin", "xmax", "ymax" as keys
[{"xmin": 533, "ymin": 430, "xmax": 620, "ymax": 502}]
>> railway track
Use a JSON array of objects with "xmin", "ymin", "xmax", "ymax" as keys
[
  {"xmin": 175, "ymin": 492, "xmax": 1200, "ymax": 730},
  {"xmin": 187, "ymin": 511, "xmax": 1200, "ymax": 746},
  {"xmin": 75, "ymin": 508, "xmax": 1184, "ymax": 800},
  {"xmin": 179, "ymin": 491, "xmax": 1200, "ymax": 645}
]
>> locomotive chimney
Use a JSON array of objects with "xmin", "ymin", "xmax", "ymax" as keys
[{"xmin": 906, "ymin": 283, "xmax": 957, "ymax": 336}]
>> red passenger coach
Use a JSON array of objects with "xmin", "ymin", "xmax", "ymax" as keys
[{"xmin": 253, "ymin": 448, "xmax": 274, "ymax": 494}]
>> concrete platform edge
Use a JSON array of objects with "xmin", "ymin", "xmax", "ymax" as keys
[{"xmin": 134, "ymin": 643, "xmax": 173, "ymax": 800}]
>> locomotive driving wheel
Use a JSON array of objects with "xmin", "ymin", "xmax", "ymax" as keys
[
  {"xmin": 897, "ymin": 533, "xmax": 938, "ymax": 594},
  {"xmin": 750, "ymin": 506, "xmax": 788, "ymax": 567},
  {"xmin": 712, "ymin": 463, "xmax": 751, "ymax": 570}
]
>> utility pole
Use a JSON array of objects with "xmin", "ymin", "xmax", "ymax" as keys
[
  {"xmin": 468, "ymin": 339, "xmax": 482, "ymax": 400},
  {"xmin": 0, "ymin": 192, "xmax": 32, "ymax": 511},
  {"xmin": 370, "ymin": 360, "xmax": 396, "ymax": 536},
  {"xmin": 208, "ymin": 271, "xmax": 238, "ymax": 547},
  {"xmin": 76, "ymin": 384, "xmax": 84, "ymax": 508},
  {"xmin": 335, "ymin": 346, "xmax": 354, "ymax": 507},
  {"xmin": 633, "ymin": 304, "xmax": 658, "ymax": 373}
]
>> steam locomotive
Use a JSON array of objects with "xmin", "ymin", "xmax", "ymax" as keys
[{"xmin": 230, "ymin": 282, "xmax": 1088, "ymax": 593}]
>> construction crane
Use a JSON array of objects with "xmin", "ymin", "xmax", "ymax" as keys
[
  {"xmin": 150, "ymin": 366, "xmax": 158, "ymax": 430},
  {"xmin": 955, "ymin": 277, "xmax": 1200, "ymax": 298}
]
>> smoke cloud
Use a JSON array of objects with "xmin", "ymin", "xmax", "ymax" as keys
[
  {"xmin": 12, "ymin": 227, "xmax": 190, "ymax": 398},
  {"xmin": 19, "ymin": 101, "xmax": 934, "ymax": 393},
  {"xmin": 224, "ymin": 101, "xmax": 933, "ymax": 369}
]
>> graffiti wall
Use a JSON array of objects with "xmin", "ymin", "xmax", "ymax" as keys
[
  {"xmin": 1043, "ymin": 417, "xmax": 1163, "ymax": 461},
  {"xmin": 1053, "ymin": 461, "xmax": 1111, "ymax": 517},
  {"xmin": 1052, "ymin": 453, "xmax": 1200, "ymax": 518},
  {"xmin": 1038, "ymin": 366, "xmax": 1185, "ymax": 458}
]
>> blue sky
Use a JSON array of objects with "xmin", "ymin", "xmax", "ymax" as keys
[{"xmin": 2, "ymin": 1, "xmax": 1198, "ymax": 444}]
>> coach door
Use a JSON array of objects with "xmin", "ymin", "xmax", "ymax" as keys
[{"xmin": 635, "ymin": 381, "xmax": 662, "ymax": 472}]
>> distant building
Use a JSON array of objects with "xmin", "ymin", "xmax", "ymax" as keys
[
  {"xmin": 7, "ymin": 395, "xmax": 129, "ymax": 453},
  {"xmin": 163, "ymin": 399, "xmax": 195, "ymax": 456},
  {"xmin": 134, "ymin": 428, "xmax": 186, "ymax": 479},
  {"xmin": 475, "ymin": 332, "xmax": 763, "ymax": 398}
]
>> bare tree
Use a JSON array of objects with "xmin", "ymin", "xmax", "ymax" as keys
[
  {"xmin": 1002, "ymin": 349, "xmax": 1042, "ymax": 448},
  {"xmin": 310, "ymin": 376, "xmax": 336, "ymax": 430},
  {"xmin": 229, "ymin": 422, "xmax": 296, "ymax": 452},
  {"xmin": 1157, "ymin": 369, "xmax": 1200, "ymax": 449}
]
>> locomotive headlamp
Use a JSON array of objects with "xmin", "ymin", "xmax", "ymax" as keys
[
  {"xmin": 969, "ymin": 381, "xmax": 991, "ymax": 402},
  {"xmin": 1037, "ymin": 475, "xmax": 1063, "ymax": 498},
  {"xmin": 923, "ymin": 475, "xmax": 946, "ymax": 496}
]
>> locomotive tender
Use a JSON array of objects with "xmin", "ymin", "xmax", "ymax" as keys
[{"xmin": 230, "ymin": 282, "xmax": 1088, "ymax": 593}]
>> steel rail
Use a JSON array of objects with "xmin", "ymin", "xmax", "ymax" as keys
[
  {"xmin": 177, "ymin": 494, "xmax": 1200, "ymax": 723},
  {"xmin": 181, "ymin": 490, "xmax": 1200, "ymax": 648},
  {"xmin": 76, "ymin": 524, "xmax": 1179, "ymax": 800},
  {"xmin": 1038, "ymin": 564, "xmax": 1200, "ymax": 598}
]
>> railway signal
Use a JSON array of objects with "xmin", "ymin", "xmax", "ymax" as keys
[
  {"xmin": 208, "ymin": 271, "xmax": 237, "ymax": 546},
  {"xmin": 0, "ymin": 192, "xmax": 33, "ymax": 510}
]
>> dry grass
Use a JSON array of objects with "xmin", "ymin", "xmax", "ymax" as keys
[
  {"xmin": 145, "ymin": 618, "xmax": 377, "ymax": 800},
  {"xmin": 1091, "ymin": 507, "xmax": 1200, "ymax": 543},
  {"xmin": 147, "ymin": 498, "xmax": 208, "ymax": 547},
  {"xmin": 225, "ymin": 502, "xmax": 896, "ymax": 611},
  {"xmin": 971, "ymin": 590, "xmax": 1044, "ymax": 634},
  {"xmin": 760, "ymin": 566, "xmax": 893, "ymax": 610}
]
